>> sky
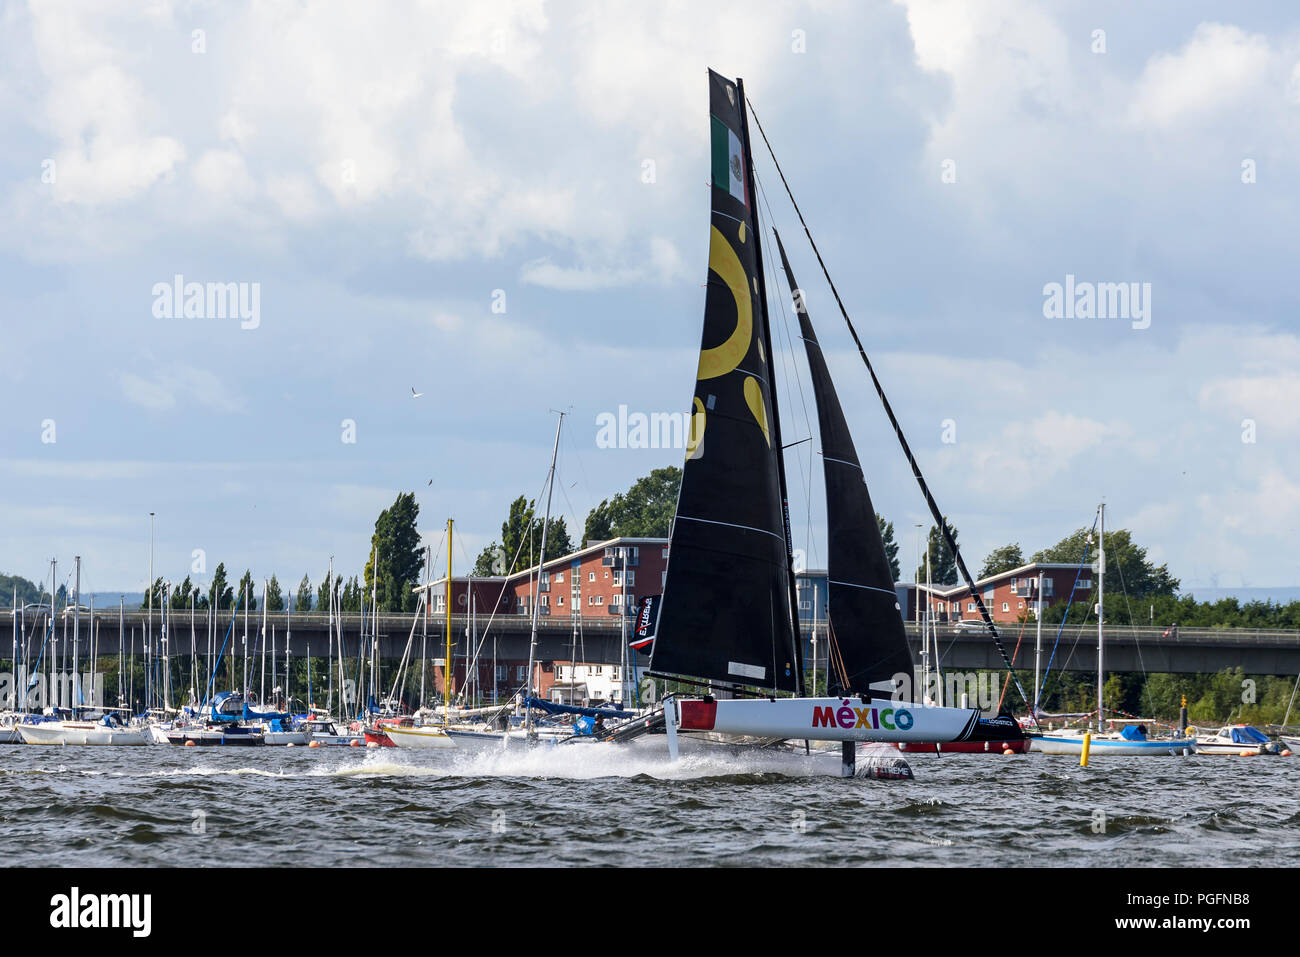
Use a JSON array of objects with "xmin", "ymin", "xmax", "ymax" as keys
[{"xmin": 1, "ymin": 0, "xmax": 1298, "ymax": 599}]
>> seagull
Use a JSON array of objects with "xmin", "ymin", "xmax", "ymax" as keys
[
  {"xmin": 411, "ymin": 387, "xmax": 423, "ymax": 398},
  {"xmin": 427, "ymin": 478, "xmax": 433, "ymax": 486}
]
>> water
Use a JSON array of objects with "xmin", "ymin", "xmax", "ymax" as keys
[{"xmin": 2, "ymin": 744, "xmax": 1297, "ymax": 867}]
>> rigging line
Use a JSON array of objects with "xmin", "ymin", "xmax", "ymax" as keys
[
  {"xmin": 1036, "ymin": 513, "xmax": 1099, "ymax": 703},
  {"xmin": 755, "ymin": 163, "xmax": 822, "ymax": 577},
  {"xmin": 747, "ymin": 97, "xmax": 1031, "ymax": 709},
  {"xmin": 1105, "ymin": 523, "xmax": 1147, "ymax": 679}
]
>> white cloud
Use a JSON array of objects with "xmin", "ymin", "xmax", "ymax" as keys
[
  {"xmin": 118, "ymin": 367, "xmax": 246, "ymax": 414},
  {"xmin": 1129, "ymin": 23, "xmax": 1274, "ymax": 128}
]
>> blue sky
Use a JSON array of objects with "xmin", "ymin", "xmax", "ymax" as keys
[{"xmin": 1, "ymin": 0, "xmax": 1298, "ymax": 597}]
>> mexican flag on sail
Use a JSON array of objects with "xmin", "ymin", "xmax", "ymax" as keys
[{"xmin": 711, "ymin": 114, "xmax": 746, "ymax": 206}]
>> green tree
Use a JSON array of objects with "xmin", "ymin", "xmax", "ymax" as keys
[
  {"xmin": 208, "ymin": 563, "xmax": 234, "ymax": 611},
  {"xmin": 1032, "ymin": 526, "xmax": 1178, "ymax": 624},
  {"xmin": 979, "ymin": 543, "xmax": 1024, "ymax": 579},
  {"xmin": 876, "ymin": 514, "xmax": 900, "ymax": 582},
  {"xmin": 141, "ymin": 577, "xmax": 166, "ymax": 611},
  {"xmin": 0, "ymin": 573, "xmax": 44, "ymax": 608},
  {"xmin": 316, "ymin": 572, "xmax": 338, "ymax": 613},
  {"xmin": 582, "ymin": 466, "xmax": 681, "ymax": 542},
  {"xmin": 266, "ymin": 575, "xmax": 285, "ymax": 612},
  {"xmin": 236, "ymin": 569, "xmax": 257, "ymax": 612},
  {"xmin": 475, "ymin": 495, "xmax": 575, "ymax": 577},
  {"xmin": 294, "ymin": 574, "xmax": 312, "ymax": 612},
  {"xmin": 915, "ymin": 519, "xmax": 959, "ymax": 585},
  {"xmin": 362, "ymin": 492, "xmax": 425, "ymax": 612},
  {"xmin": 339, "ymin": 576, "xmax": 362, "ymax": 613},
  {"xmin": 169, "ymin": 575, "xmax": 196, "ymax": 609}
]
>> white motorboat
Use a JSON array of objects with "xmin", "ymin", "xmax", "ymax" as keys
[
  {"xmin": 18, "ymin": 713, "xmax": 151, "ymax": 746},
  {"xmin": 1194, "ymin": 725, "xmax": 1282, "ymax": 756},
  {"xmin": 376, "ymin": 723, "xmax": 456, "ymax": 749}
]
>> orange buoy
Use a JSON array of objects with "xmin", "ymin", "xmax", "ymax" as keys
[
  {"xmin": 366, "ymin": 741, "xmax": 379, "ymax": 749},
  {"xmin": 184, "ymin": 740, "xmax": 197, "ymax": 747},
  {"xmin": 1282, "ymin": 749, "xmax": 1292, "ymax": 757},
  {"xmin": 349, "ymin": 739, "xmax": 361, "ymax": 748},
  {"xmin": 1003, "ymin": 748, "xmax": 1015, "ymax": 755},
  {"xmin": 308, "ymin": 740, "xmax": 321, "ymax": 748},
  {"xmin": 286, "ymin": 743, "xmax": 295, "ymax": 748},
  {"xmin": 1239, "ymin": 750, "xmax": 1254, "ymax": 757}
]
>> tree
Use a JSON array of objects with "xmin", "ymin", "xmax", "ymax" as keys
[
  {"xmin": 169, "ymin": 575, "xmax": 197, "ymax": 609},
  {"xmin": 0, "ymin": 573, "xmax": 44, "ymax": 609},
  {"xmin": 208, "ymin": 563, "xmax": 234, "ymax": 611},
  {"xmin": 236, "ymin": 569, "xmax": 257, "ymax": 612},
  {"xmin": 876, "ymin": 514, "xmax": 900, "ymax": 582},
  {"xmin": 266, "ymin": 575, "xmax": 284, "ymax": 612},
  {"xmin": 979, "ymin": 543, "xmax": 1024, "ymax": 579},
  {"xmin": 316, "ymin": 571, "xmax": 338, "ymax": 612},
  {"xmin": 582, "ymin": 467, "xmax": 681, "ymax": 542},
  {"xmin": 474, "ymin": 495, "xmax": 575, "ymax": 577},
  {"xmin": 915, "ymin": 519, "xmax": 959, "ymax": 585},
  {"xmin": 293, "ymin": 575, "xmax": 312, "ymax": 612},
  {"xmin": 339, "ymin": 576, "xmax": 362, "ymax": 613},
  {"xmin": 141, "ymin": 577, "xmax": 166, "ymax": 611},
  {"xmin": 1032, "ymin": 526, "xmax": 1178, "ymax": 624},
  {"xmin": 363, "ymin": 492, "xmax": 425, "ymax": 612}
]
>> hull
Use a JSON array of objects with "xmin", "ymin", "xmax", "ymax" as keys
[
  {"xmin": 263, "ymin": 731, "xmax": 311, "ymax": 746},
  {"xmin": 899, "ymin": 738, "xmax": 1033, "ymax": 754},
  {"xmin": 1031, "ymin": 733, "xmax": 1194, "ymax": 756},
  {"xmin": 673, "ymin": 696, "xmax": 980, "ymax": 743},
  {"xmin": 18, "ymin": 722, "xmax": 152, "ymax": 746},
  {"xmin": 1194, "ymin": 740, "xmax": 1281, "ymax": 756},
  {"xmin": 381, "ymin": 725, "xmax": 456, "ymax": 749},
  {"xmin": 309, "ymin": 734, "xmax": 366, "ymax": 747},
  {"xmin": 167, "ymin": 728, "xmax": 266, "ymax": 746}
]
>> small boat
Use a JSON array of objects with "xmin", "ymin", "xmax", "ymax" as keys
[
  {"xmin": 1195, "ymin": 725, "xmax": 1282, "ymax": 756},
  {"xmin": 0, "ymin": 711, "xmax": 27, "ymax": 744},
  {"xmin": 17, "ymin": 710, "xmax": 152, "ymax": 747},
  {"xmin": 167, "ymin": 723, "xmax": 266, "ymax": 746},
  {"xmin": 369, "ymin": 717, "xmax": 454, "ymax": 748},
  {"xmin": 302, "ymin": 718, "xmax": 365, "ymax": 747},
  {"xmin": 1030, "ymin": 725, "xmax": 1194, "ymax": 756}
]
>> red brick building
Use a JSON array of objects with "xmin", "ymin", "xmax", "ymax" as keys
[
  {"xmin": 897, "ymin": 562, "xmax": 1093, "ymax": 624},
  {"xmin": 415, "ymin": 536, "xmax": 668, "ymax": 703}
]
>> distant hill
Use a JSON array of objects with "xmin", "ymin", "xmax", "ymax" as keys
[{"xmin": 1179, "ymin": 586, "xmax": 1300, "ymax": 606}]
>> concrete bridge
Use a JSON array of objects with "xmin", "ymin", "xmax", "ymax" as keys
[{"xmin": 9, "ymin": 610, "xmax": 1300, "ymax": 676}]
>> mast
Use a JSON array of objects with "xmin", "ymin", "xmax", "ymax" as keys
[
  {"xmin": 1034, "ymin": 569, "xmax": 1044, "ymax": 715},
  {"xmin": 735, "ymin": 76, "xmax": 804, "ymax": 696},
  {"xmin": 261, "ymin": 579, "xmax": 268, "ymax": 705},
  {"xmin": 72, "ymin": 556, "xmax": 80, "ymax": 713},
  {"xmin": 525, "ymin": 412, "xmax": 563, "ymax": 733},
  {"xmin": 147, "ymin": 513, "xmax": 154, "ymax": 712},
  {"xmin": 445, "ymin": 517, "xmax": 453, "ymax": 724},
  {"xmin": 1097, "ymin": 503, "xmax": 1105, "ymax": 732},
  {"xmin": 421, "ymin": 543, "xmax": 430, "ymax": 709},
  {"xmin": 326, "ymin": 558, "xmax": 334, "ymax": 714}
]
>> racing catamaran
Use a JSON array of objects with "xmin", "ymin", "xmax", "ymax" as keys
[{"xmin": 644, "ymin": 70, "xmax": 990, "ymax": 775}]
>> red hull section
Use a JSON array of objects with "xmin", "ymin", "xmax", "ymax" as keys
[{"xmin": 897, "ymin": 739, "xmax": 1032, "ymax": 754}]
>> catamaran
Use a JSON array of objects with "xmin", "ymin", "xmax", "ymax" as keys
[{"xmin": 634, "ymin": 69, "xmax": 1031, "ymax": 777}]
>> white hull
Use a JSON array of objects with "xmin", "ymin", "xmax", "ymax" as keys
[
  {"xmin": 1030, "ymin": 733, "xmax": 1194, "ymax": 756},
  {"xmin": 381, "ymin": 725, "xmax": 456, "ymax": 749},
  {"xmin": 672, "ymin": 695, "xmax": 979, "ymax": 743},
  {"xmin": 263, "ymin": 731, "xmax": 311, "ymax": 746},
  {"xmin": 17, "ymin": 721, "xmax": 152, "ymax": 746}
]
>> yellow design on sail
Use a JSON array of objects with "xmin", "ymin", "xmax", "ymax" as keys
[
  {"xmin": 687, "ymin": 396, "xmax": 706, "ymax": 459},
  {"xmin": 744, "ymin": 376, "xmax": 770, "ymax": 446},
  {"xmin": 697, "ymin": 225, "xmax": 752, "ymax": 381}
]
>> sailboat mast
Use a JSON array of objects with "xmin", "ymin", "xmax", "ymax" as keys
[
  {"xmin": 1097, "ymin": 503, "xmax": 1105, "ymax": 732},
  {"xmin": 525, "ymin": 412, "xmax": 564, "ymax": 732},
  {"xmin": 735, "ymin": 77, "xmax": 804, "ymax": 696},
  {"xmin": 445, "ymin": 518, "xmax": 453, "ymax": 723},
  {"xmin": 72, "ymin": 556, "xmax": 80, "ymax": 712}
]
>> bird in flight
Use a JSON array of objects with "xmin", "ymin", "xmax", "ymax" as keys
[{"xmin": 411, "ymin": 387, "xmax": 424, "ymax": 398}]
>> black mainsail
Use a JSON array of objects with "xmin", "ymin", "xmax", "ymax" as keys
[
  {"xmin": 773, "ymin": 230, "xmax": 915, "ymax": 696},
  {"xmin": 650, "ymin": 70, "xmax": 801, "ymax": 694}
]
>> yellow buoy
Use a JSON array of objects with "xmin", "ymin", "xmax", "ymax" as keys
[{"xmin": 1080, "ymin": 732, "xmax": 1092, "ymax": 767}]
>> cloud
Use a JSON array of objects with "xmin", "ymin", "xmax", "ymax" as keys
[
  {"xmin": 1128, "ymin": 23, "xmax": 1275, "ymax": 128},
  {"xmin": 118, "ymin": 367, "xmax": 246, "ymax": 414}
]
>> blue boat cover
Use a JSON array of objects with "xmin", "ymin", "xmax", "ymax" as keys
[
  {"xmin": 524, "ymin": 697, "xmax": 628, "ymax": 720},
  {"xmin": 1231, "ymin": 726, "xmax": 1269, "ymax": 744},
  {"xmin": 1119, "ymin": 725, "xmax": 1147, "ymax": 741}
]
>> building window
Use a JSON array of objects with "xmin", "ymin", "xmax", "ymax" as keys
[
  {"xmin": 967, "ymin": 602, "xmax": 975, "ymax": 612},
  {"xmin": 1001, "ymin": 602, "xmax": 1009, "ymax": 613},
  {"xmin": 589, "ymin": 572, "xmax": 595, "ymax": 582},
  {"xmin": 516, "ymin": 665, "xmax": 527, "ymax": 682},
  {"xmin": 557, "ymin": 595, "xmax": 564, "ymax": 606},
  {"xmin": 662, "ymin": 547, "xmax": 669, "ymax": 558},
  {"xmin": 1076, "ymin": 578, "xmax": 1092, "ymax": 590},
  {"xmin": 983, "ymin": 587, "xmax": 995, "ymax": 602},
  {"xmin": 555, "ymin": 572, "xmax": 563, "ymax": 583},
  {"xmin": 1018, "ymin": 601, "xmax": 1024, "ymax": 609},
  {"xmin": 541, "ymin": 595, "xmax": 549, "ymax": 607}
]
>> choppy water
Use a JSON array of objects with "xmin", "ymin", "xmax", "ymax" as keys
[{"xmin": 2, "ymin": 743, "xmax": 1297, "ymax": 867}]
